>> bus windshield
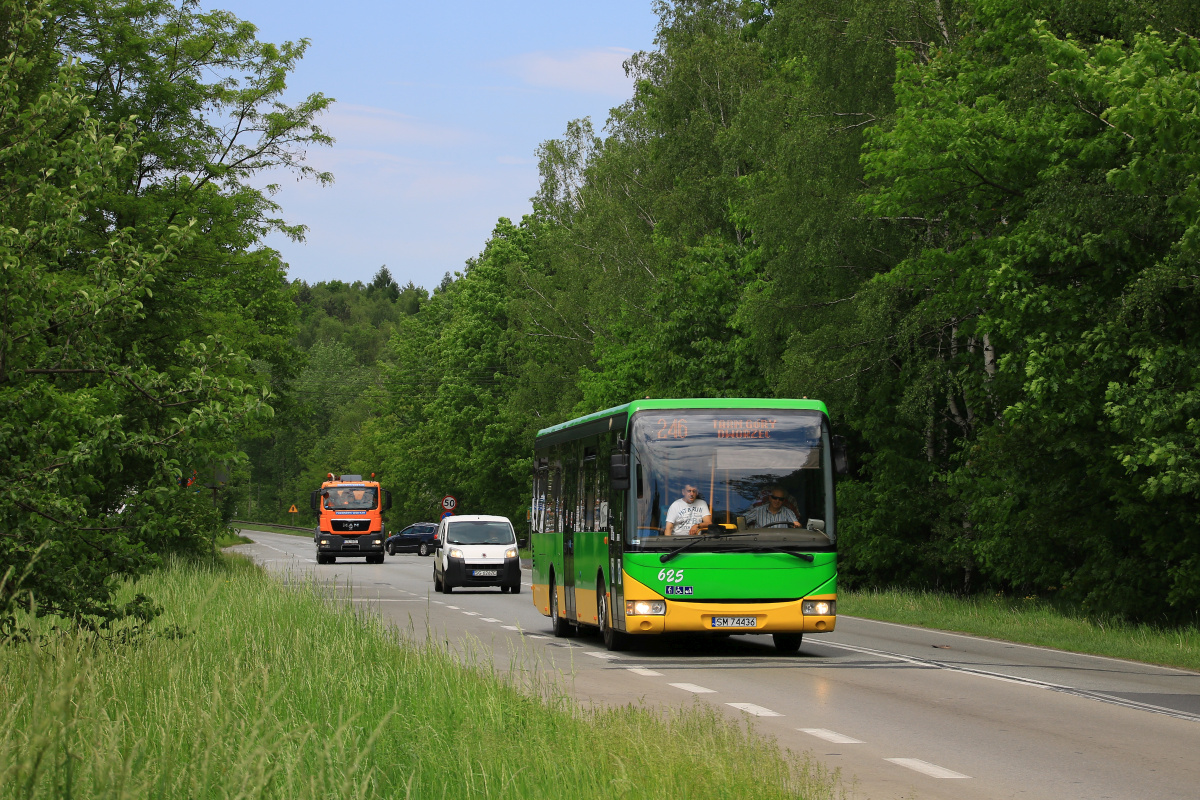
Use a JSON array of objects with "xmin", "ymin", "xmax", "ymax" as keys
[
  {"xmin": 629, "ymin": 409, "xmax": 834, "ymax": 553},
  {"xmin": 323, "ymin": 486, "xmax": 378, "ymax": 510}
]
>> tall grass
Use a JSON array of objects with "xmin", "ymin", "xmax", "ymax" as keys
[
  {"xmin": 840, "ymin": 588, "xmax": 1200, "ymax": 672},
  {"xmin": 1, "ymin": 557, "xmax": 844, "ymax": 799}
]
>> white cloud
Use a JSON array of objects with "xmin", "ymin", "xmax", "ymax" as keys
[
  {"xmin": 498, "ymin": 47, "xmax": 635, "ymax": 96},
  {"xmin": 322, "ymin": 104, "xmax": 477, "ymax": 149}
]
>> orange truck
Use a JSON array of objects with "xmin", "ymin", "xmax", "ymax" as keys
[{"xmin": 310, "ymin": 473, "xmax": 391, "ymax": 564}]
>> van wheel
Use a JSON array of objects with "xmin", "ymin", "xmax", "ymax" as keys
[
  {"xmin": 549, "ymin": 576, "xmax": 573, "ymax": 637},
  {"xmin": 433, "ymin": 570, "xmax": 442, "ymax": 591},
  {"xmin": 773, "ymin": 633, "xmax": 803, "ymax": 654},
  {"xmin": 442, "ymin": 580, "xmax": 453, "ymax": 594}
]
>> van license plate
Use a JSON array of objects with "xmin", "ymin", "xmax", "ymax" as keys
[
  {"xmin": 473, "ymin": 569, "xmax": 498, "ymax": 577},
  {"xmin": 712, "ymin": 616, "xmax": 756, "ymax": 628}
]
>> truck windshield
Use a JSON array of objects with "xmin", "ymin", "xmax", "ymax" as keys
[
  {"xmin": 629, "ymin": 409, "xmax": 834, "ymax": 553},
  {"xmin": 323, "ymin": 487, "xmax": 377, "ymax": 510},
  {"xmin": 446, "ymin": 521, "xmax": 515, "ymax": 545}
]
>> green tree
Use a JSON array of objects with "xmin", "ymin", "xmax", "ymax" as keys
[{"xmin": 0, "ymin": 0, "xmax": 276, "ymax": 634}]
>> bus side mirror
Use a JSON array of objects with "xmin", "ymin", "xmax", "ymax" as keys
[
  {"xmin": 610, "ymin": 452, "xmax": 630, "ymax": 490},
  {"xmin": 832, "ymin": 436, "xmax": 849, "ymax": 475},
  {"xmin": 310, "ymin": 491, "xmax": 320, "ymax": 513},
  {"xmin": 382, "ymin": 490, "xmax": 392, "ymax": 511}
]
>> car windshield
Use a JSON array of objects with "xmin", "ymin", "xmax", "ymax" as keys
[
  {"xmin": 446, "ymin": 520, "xmax": 515, "ymax": 545},
  {"xmin": 629, "ymin": 409, "xmax": 834, "ymax": 553},
  {"xmin": 323, "ymin": 486, "xmax": 377, "ymax": 510}
]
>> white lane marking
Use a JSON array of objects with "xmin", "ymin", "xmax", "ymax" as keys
[
  {"xmin": 885, "ymin": 759, "xmax": 970, "ymax": 779},
  {"xmin": 350, "ymin": 598, "xmax": 425, "ymax": 602},
  {"xmin": 445, "ymin": 605, "xmax": 459, "ymax": 609},
  {"xmin": 669, "ymin": 683, "xmax": 716, "ymax": 694},
  {"xmin": 501, "ymin": 625, "xmax": 521, "ymax": 631},
  {"xmin": 799, "ymin": 728, "xmax": 864, "ymax": 744},
  {"xmin": 627, "ymin": 667, "xmax": 663, "ymax": 677},
  {"xmin": 586, "ymin": 652, "xmax": 620, "ymax": 660},
  {"xmin": 257, "ymin": 542, "xmax": 290, "ymax": 554},
  {"xmin": 480, "ymin": 617, "xmax": 500, "ymax": 622},
  {"xmin": 822, "ymin": 641, "xmax": 1054, "ymax": 688},
  {"xmin": 727, "ymin": 703, "xmax": 782, "ymax": 717},
  {"xmin": 844, "ymin": 615, "xmax": 1199, "ymax": 674},
  {"xmin": 431, "ymin": 600, "xmax": 444, "ymax": 604},
  {"xmin": 527, "ymin": 634, "xmax": 549, "ymax": 639},
  {"xmin": 462, "ymin": 611, "xmax": 479, "ymax": 616}
]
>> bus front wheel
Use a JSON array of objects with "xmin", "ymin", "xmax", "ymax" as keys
[
  {"xmin": 598, "ymin": 581, "xmax": 629, "ymax": 652},
  {"xmin": 773, "ymin": 633, "xmax": 803, "ymax": 654},
  {"xmin": 549, "ymin": 576, "xmax": 573, "ymax": 638}
]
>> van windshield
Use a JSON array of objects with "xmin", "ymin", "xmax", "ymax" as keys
[{"xmin": 446, "ymin": 521, "xmax": 515, "ymax": 545}]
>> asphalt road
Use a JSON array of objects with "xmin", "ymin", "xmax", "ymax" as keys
[{"xmin": 233, "ymin": 529, "xmax": 1200, "ymax": 800}]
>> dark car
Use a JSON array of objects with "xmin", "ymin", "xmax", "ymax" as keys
[{"xmin": 385, "ymin": 522, "xmax": 438, "ymax": 557}]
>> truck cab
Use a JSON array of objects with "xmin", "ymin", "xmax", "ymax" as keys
[{"xmin": 311, "ymin": 473, "xmax": 391, "ymax": 564}]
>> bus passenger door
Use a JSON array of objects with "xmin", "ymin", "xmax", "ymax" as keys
[{"xmin": 563, "ymin": 526, "xmax": 576, "ymax": 623}]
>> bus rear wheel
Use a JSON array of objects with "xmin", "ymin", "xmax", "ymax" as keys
[{"xmin": 773, "ymin": 633, "xmax": 803, "ymax": 654}]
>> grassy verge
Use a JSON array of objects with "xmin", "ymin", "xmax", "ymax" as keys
[
  {"xmin": 840, "ymin": 588, "xmax": 1200, "ymax": 672},
  {"xmin": 216, "ymin": 531, "xmax": 254, "ymax": 547},
  {"xmin": 1, "ymin": 556, "xmax": 844, "ymax": 799},
  {"xmin": 235, "ymin": 521, "xmax": 313, "ymax": 537}
]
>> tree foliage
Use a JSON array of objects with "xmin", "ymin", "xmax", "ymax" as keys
[{"xmin": 0, "ymin": 0, "xmax": 329, "ymax": 634}]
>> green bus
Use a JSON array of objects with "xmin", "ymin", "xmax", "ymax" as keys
[{"xmin": 529, "ymin": 398, "xmax": 845, "ymax": 652}]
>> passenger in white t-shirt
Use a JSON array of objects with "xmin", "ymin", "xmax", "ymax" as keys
[{"xmin": 664, "ymin": 484, "xmax": 712, "ymax": 536}]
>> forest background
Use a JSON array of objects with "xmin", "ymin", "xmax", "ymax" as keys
[{"xmin": 5, "ymin": 0, "xmax": 1200, "ymax": 633}]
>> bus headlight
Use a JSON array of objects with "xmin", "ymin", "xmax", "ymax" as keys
[
  {"xmin": 802, "ymin": 600, "xmax": 835, "ymax": 616},
  {"xmin": 449, "ymin": 548, "xmax": 464, "ymax": 559},
  {"xmin": 626, "ymin": 600, "xmax": 666, "ymax": 616}
]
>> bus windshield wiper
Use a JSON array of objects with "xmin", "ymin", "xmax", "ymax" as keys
[
  {"xmin": 658, "ymin": 530, "xmax": 759, "ymax": 563},
  {"xmin": 722, "ymin": 546, "xmax": 815, "ymax": 562}
]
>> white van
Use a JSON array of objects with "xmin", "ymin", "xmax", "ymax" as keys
[{"xmin": 432, "ymin": 515, "xmax": 521, "ymax": 593}]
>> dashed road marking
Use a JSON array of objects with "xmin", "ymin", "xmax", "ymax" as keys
[
  {"xmin": 885, "ymin": 759, "xmax": 970, "ymax": 779},
  {"xmin": 799, "ymin": 729, "xmax": 864, "ymax": 744},
  {"xmin": 586, "ymin": 652, "xmax": 620, "ymax": 660},
  {"xmin": 501, "ymin": 625, "xmax": 521, "ymax": 631},
  {"xmin": 727, "ymin": 703, "xmax": 781, "ymax": 717},
  {"xmin": 527, "ymin": 634, "xmax": 549, "ymax": 639},
  {"xmin": 627, "ymin": 667, "xmax": 663, "ymax": 676},
  {"xmin": 480, "ymin": 617, "xmax": 500, "ymax": 622},
  {"xmin": 445, "ymin": 605, "xmax": 459, "ymax": 609},
  {"xmin": 669, "ymin": 682, "xmax": 716, "ymax": 694},
  {"xmin": 462, "ymin": 611, "xmax": 479, "ymax": 616}
]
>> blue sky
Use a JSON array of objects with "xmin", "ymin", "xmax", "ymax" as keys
[{"xmin": 224, "ymin": 0, "xmax": 660, "ymax": 290}]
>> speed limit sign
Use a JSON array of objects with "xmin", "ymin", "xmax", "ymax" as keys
[{"xmin": 441, "ymin": 495, "xmax": 457, "ymax": 512}]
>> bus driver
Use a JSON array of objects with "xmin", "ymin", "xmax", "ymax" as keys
[
  {"xmin": 664, "ymin": 484, "xmax": 712, "ymax": 536},
  {"xmin": 745, "ymin": 486, "xmax": 801, "ymax": 528}
]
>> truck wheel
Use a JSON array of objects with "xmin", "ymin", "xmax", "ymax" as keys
[{"xmin": 418, "ymin": 542, "xmax": 430, "ymax": 557}]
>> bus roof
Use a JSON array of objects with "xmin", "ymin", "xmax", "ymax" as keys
[{"xmin": 535, "ymin": 398, "xmax": 829, "ymax": 443}]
